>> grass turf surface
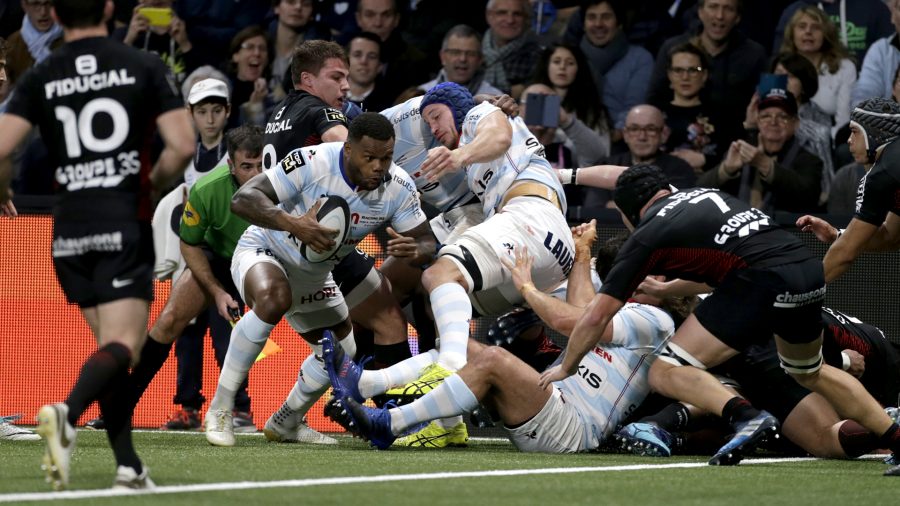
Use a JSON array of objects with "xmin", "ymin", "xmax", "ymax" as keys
[{"xmin": 0, "ymin": 430, "xmax": 897, "ymax": 505}]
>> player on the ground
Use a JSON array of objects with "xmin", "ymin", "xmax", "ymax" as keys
[
  {"xmin": 204, "ymin": 112, "xmax": 435, "ymax": 447},
  {"xmin": 542, "ymin": 164, "xmax": 900, "ymax": 473},
  {"xmin": 323, "ymin": 223, "xmax": 677, "ymax": 451},
  {"xmin": 0, "ymin": 0, "xmax": 194, "ymax": 489}
]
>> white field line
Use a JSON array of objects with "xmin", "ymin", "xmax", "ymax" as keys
[{"xmin": 0, "ymin": 457, "xmax": 824, "ymax": 503}]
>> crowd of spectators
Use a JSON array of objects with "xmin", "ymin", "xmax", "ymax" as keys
[{"xmin": 2, "ymin": 0, "xmax": 900, "ymax": 216}]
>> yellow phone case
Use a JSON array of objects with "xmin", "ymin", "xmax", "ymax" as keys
[{"xmin": 138, "ymin": 7, "xmax": 173, "ymax": 27}]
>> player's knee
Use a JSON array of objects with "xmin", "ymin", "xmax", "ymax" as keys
[
  {"xmin": 470, "ymin": 345, "xmax": 512, "ymax": 374},
  {"xmin": 250, "ymin": 283, "xmax": 292, "ymax": 322},
  {"xmin": 421, "ymin": 257, "xmax": 465, "ymax": 292},
  {"xmin": 647, "ymin": 359, "xmax": 673, "ymax": 392},
  {"xmin": 149, "ymin": 308, "xmax": 180, "ymax": 344}
]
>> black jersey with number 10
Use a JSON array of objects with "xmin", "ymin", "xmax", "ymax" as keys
[
  {"xmin": 5, "ymin": 36, "xmax": 183, "ymax": 222},
  {"xmin": 600, "ymin": 187, "xmax": 813, "ymax": 301}
]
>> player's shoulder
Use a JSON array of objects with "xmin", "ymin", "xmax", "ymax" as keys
[
  {"xmin": 878, "ymin": 140, "xmax": 900, "ymax": 177},
  {"xmin": 381, "ymin": 96, "xmax": 423, "ymax": 123},
  {"xmin": 278, "ymin": 142, "xmax": 342, "ymax": 174},
  {"xmin": 387, "ymin": 162, "xmax": 418, "ymax": 194},
  {"xmin": 191, "ymin": 164, "xmax": 233, "ymax": 194},
  {"xmin": 465, "ymin": 101, "xmax": 499, "ymax": 123}
]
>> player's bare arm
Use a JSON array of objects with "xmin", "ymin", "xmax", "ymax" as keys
[
  {"xmin": 567, "ymin": 220, "xmax": 598, "ymax": 307},
  {"xmin": 321, "ymin": 124, "xmax": 349, "ymax": 142},
  {"xmin": 0, "ymin": 114, "xmax": 33, "ymax": 217},
  {"xmin": 180, "ymin": 239, "xmax": 236, "ymax": 320},
  {"xmin": 231, "ymin": 172, "xmax": 338, "ymax": 253},
  {"xmin": 150, "ymin": 108, "xmax": 195, "ymax": 190},
  {"xmin": 556, "ymin": 164, "xmax": 629, "ymax": 189},
  {"xmin": 539, "ymin": 293, "xmax": 623, "ymax": 387},
  {"xmin": 385, "ymin": 222, "xmax": 436, "ymax": 264},
  {"xmin": 823, "ymin": 218, "xmax": 879, "ymax": 282},
  {"xmin": 422, "ymin": 109, "xmax": 512, "ymax": 180}
]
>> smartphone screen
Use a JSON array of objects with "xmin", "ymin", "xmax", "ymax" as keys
[
  {"xmin": 138, "ymin": 7, "xmax": 173, "ymax": 27},
  {"xmin": 524, "ymin": 93, "xmax": 560, "ymax": 128}
]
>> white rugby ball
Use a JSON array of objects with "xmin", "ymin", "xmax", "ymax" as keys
[{"xmin": 300, "ymin": 195, "xmax": 351, "ymax": 263}]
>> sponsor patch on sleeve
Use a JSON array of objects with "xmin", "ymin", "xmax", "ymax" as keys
[
  {"xmin": 281, "ymin": 150, "xmax": 306, "ymax": 174},
  {"xmin": 324, "ymin": 108, "xmax": 346, "ymax": 123},
  {"xmin": 182, "ymin": 201, "xmax": 201, "ymax": 226}
]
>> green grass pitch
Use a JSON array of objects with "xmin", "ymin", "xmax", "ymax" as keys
[{"xmin": 0, "ymin": 430, "xmax": 897, "ymax": 505}]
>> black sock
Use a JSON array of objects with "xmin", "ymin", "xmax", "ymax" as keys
[
  {"xmin": 410, "ymin": 296, "xmax": 436, "ymax": 353},
  {"xmin": 838, "ymin": 420, "xmax": 879, "ymax": 458},
  {"xmin": 878, "ymin": 423, "xmax": 900, "ymax": 454},
  {"xmin": 124, "ymin": 335, "xmax": 173, "ymax": 409},
  {"xmin": 65, "ymin": 342, "xmax": 132, "ymax": 426},
  {"xmin": 721, "ymin": 397, "xmax": 760, "ymax": 430},
  {"xmin": 640, "ymin": 402, "xmax": 692, "ymax": 432},
  {"xmin": 372, "ymin": 341, "xmax": 412, "ymax": 369},
  {"xmin": 99, "ymin": 367, "xmax": 142, "ymax": 473}
]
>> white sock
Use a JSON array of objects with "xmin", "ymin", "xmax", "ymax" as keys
[
  {"xmin": 272, "ymin": 352, "xmax": 331, "ymax": 426},
  {"xmin": 209, "ymin": 311, "xmax": 273, "ymax": 411},
  {"xmin": 430, "ymin": 283, "xmax": 471, "ymax": 371},
  {"xmin": 272, "ymin": 331, "xmax": 357, "ymax": 424},
  {"xmin": 358, "ymin": 349, "xmax": 438, "ymax": 398},
  {"xmin": 389, "ymin": 374, "xmax": 478, "ymax": 436}
]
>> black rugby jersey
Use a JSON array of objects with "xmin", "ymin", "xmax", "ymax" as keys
[
  {"xmin": 6, "ymin": 36, "xmax": 182, "ymax": 222},
  {"xmin": 262, "ymin": 89, "xmax": 347, "ymax": 171},
  {"xmin": 855, "ymin": 140, "xmax": 900, "ymax": 225},
  {"xmin": 600, "ymin": 188, "xmax": 813, "ymax": 301},
  {"xmin": 821, "ymin": 307, "xmax": 900, "ymax": 406}
]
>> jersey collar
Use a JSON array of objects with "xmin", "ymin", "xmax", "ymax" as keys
[{"xmin": 338, "ymin": 152, "xmax": 357, "ymax": 191}]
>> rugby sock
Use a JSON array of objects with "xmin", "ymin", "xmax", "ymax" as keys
[
  {"xmin": 65, "ymin": 342, "xmax": 132, "ymax": 426},
  {"xmin": 98, "ymin": 366, "xmax": 142, "ymax": 473},
  {"xmin": 372, "ymin": 342, "xmax": 413, "ymax": 369},
  {"xmin": 273, "ymin": 352, "xmax": 331, "ymax": 426},
  {"xmin": 430, "ymin": 283, "xmax": 471, "ymax": 371},
  {"xmin": 640, "ymin": 402, "xmax": 692, "ymax": 432},
  {"xmin": 390, "ymin": 374, "xmax": 478, "ymax": 436},
  {"xmin": 359, "ymin": 349, "xmax": 439, "ymax": 398},
  {"xmin": 273, "ymin": 335, "xmax": 356, "ymax": 425},
  {"xmin": 208, "ymin": 311, "xmax": 273, "ymax": 411},
  {"xmin": 877, "ymin": 422, "xmax": 900, "ymax": 453},
  {"xmin": 721, "ymin": 397, "xmax": 760, "ymax": 430},
  {"xmin": 837, "ymin": 420, "xmax": 879, "ymax": 458},
  {"xmin": 123, "ymin": 335, "xmax": 173, "ymax": 408}
]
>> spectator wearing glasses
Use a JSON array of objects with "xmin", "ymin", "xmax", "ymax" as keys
[
  {"xmin": 698, "ymin": 88, "xmax": 823, "ymax": 214},
  {"xmin": 648, "ymin": 0, "xmax": 766, "ymax": 144},
  {"xmin": 583, "ymin": 105, "xmax": 695, "ymax": 209},
  {"xmin": 660, "ymin": 42, "xmax": 726, "ymax": 174},
  {"xmin": 4, "ymin": 0, "xmax": 63, "ymax": 87},
  {"xmin": 420, "ymin": 25, "xmax": 502, "ymax": 97}
]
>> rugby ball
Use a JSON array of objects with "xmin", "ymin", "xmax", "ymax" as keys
[{"xmin": 300, "ymin": 195, "xmax": 351, "ymax": 263}]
